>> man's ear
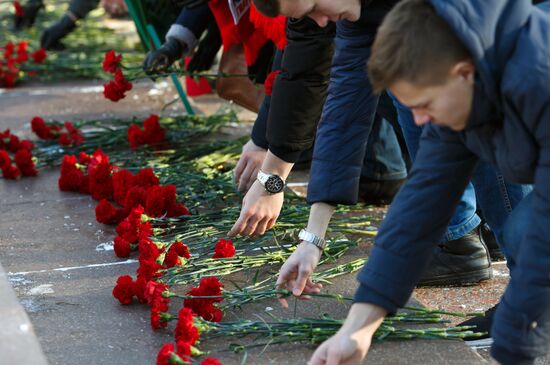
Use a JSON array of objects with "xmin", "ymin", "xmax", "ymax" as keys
[{"xmin": 451, "ymin": 60, "xmax": 475, "ymax": 82}]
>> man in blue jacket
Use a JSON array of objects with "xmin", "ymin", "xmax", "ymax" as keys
[{"xmin": 305, "ymin": 0, "xmax": 550, "ymax": 364}]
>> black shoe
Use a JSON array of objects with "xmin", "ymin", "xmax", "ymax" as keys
[
  {"xmin": 418, "ymin": 227, "xmax": 493, "ymax": 286},
  {"xmin": 40, "ymin": 14, "xmax": 76, "ymax": 51},
  {"xmin": 480, "ymin": 223, "xmax": 505, "ymax": 262},
  {"xmin": 460, "ymin": 304, "xmax": 497, "ymax": 341},
  {"xmin": 358, "ymin": 177, "xmax": 406, "ymax": 206}
]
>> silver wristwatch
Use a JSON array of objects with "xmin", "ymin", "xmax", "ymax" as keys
[
  {"xmin": 298, "ymin": 229, "xmax": 327, "ymax": 251},
  {"xmin": 257, "ymin": 170, "xmax": 285, "ymax": 194}
]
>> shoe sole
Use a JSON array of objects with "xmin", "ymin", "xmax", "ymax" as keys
[
  {"xmin": 418, "ymin": 267, "xmax": 493, "ymax": 287},
  {"xmin": 489, "ymin": 250, "xmax": 506, "ymax": 262}
]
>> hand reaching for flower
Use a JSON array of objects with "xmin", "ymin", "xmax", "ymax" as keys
[{"xmin": 276, "ymin": 242, "xmax": 323, "ymax": 308}]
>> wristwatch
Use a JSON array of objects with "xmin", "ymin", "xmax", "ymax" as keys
[
  {"xmin": 257, "ymin": 169, "xmax": 285, "ymax": 194},
  {"xmin": 298, "ymin": 229, "xmax": 327, "ymax": 251}
]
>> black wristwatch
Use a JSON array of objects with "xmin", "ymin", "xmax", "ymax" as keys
[{"xmin": 257, "ymin": 170, "xmax": 285, "ymax": 194}]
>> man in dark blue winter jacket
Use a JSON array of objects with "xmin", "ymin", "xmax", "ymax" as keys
[{"xmin": 304, "ymin": 0, "xmax": 550, "ymax": 364}]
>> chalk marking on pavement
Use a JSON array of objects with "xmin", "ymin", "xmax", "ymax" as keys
[
  {"xmin": 8, "ymin": 259, "xmax": 138, "ymax": 276},
  {"xmin": 466, "ymin": 338, "xmax": 493, "ymax": 350}
]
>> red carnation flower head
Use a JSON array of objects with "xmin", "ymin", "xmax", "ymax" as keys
[
  {"xmin": 112, "ymin": 275, "xmax": 136, "ymax": 305},
  {"xmin": 115, "ymin": 219, "xmax": 138, "ymax": 244},
  {"xmin": 4, "ymin": 42, "xmax": 15, "ymax": 59},
  {"xmin": 8, "ymin": 134, "xmax": 20, "ymax": 153},
  {"xmin": 212, "ymin": 238, "xmax": 236, "ymax": 258},
  {"xmin": 156, "ymin": 344, "xmax": 175, "ymax": 365},
  {"xmin": 95, "ymin": 199, "xmax": 118, "ymax": 224},
  {"xmin": 184, "ymin": 277, "xmax": 224, "ymax": 322},
  {"xmin": 31, "ymin": 116, "xmax": 59, "ymax": 139},
  {"xmin": 150, "ymin": 296, "xmax": 170, "ymax": 330},
  {"xmin": 19, "ymin": 139, "xmax": 34, "ymax": 150},
  {"xmin": 14, "ymin": 148, "xmax": 37, "ymax": 176},
  {"xmin": 15, "ymin": 41, "xmax": 28, "ymax": 64},
  {"xmin": 201, "ymin": 358, "xmax": 223, "ymax": 365},
  {"xmin": 264, "ymin": 70, "xmax": 281, "ymax": 96},
  {"xmin": 0, "ymin": 150, "xmax": 11, "ymax": 168},
  {"xmin": 112, "ymin": 169, "xmax": 134, "ymax": 206},
  {"xmin": 87, "ymin": 149, "xmax": 110, "ymax": 171},
  {"xmin": 124, "ymin": 186, "xmax": 146, "ymax": 210},
  {"xmin": 175, "ymin": 341, "xmax": 192, "ymax": 361},
  {"xmin": 145, "ymin": 185, "xmax": 169, "ymax": 218},
  {"xmin": 142, "ymin": 114, "xmax": 166, "ymax": 146},
  {"xmin": 144, "ymin": 280, "xmax": 170, "ymax": 306},
  {"xmin": 2, "ymin": 163, "xmax": 20, "ymax": 180},
  {"xmin": 103, "ymin": 70, "xmax": 132, "ymax": 102},
  {"xmin": 163, "ymin": 241, "xmax": 191, "ymax": 268},
  {"xmin": 102, "ymin": 50, "xmax": 123, "ymax": 74},
  {"xmin": 127, "ymin": 124, "xmax": 145, "ymax": 149},
  {"xmin": 133, "ymin": 168, "xmax": 159, "ymax": 188},
  {"xmin": 13, "ymin": 1, "xmax": 24, "ymax": 17},
  {"xmin": 113, "ymin": 236, "xmax": 132, "ymax": 258},
  {"xmin": 88, "ymin": 160, "xmax": 113, "ymax": 201},
  {"xmin": 59, "ymin": 154, "xmax": 87, "ymax": 192},
  {"xmin": 174, "ymin": 307, "xmax": 200, "ymax": 345},
  {"xmin": 58, "ymin": 121, "xmax": 84, "ymax": 146},
  {"xmin": 31, "ymin": 48, "xmax": 47, "ymax": 64}
]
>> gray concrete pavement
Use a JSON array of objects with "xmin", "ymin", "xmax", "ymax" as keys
[{"xmin": 0, "ymin": 79, "xmax": 500, "ymax": 364}]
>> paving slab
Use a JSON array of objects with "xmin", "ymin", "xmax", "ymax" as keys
[{"xmin": 0, "ymin": 262, "xmax": 48, "ymax": 365}]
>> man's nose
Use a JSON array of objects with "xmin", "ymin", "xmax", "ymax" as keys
[
  {"xmin": 413, "ymin": 110, "xmax": 431, "ymax": 126},
  {"xmin": 309, "ymin": 13, "xmax": 330, "ymax": 28}
]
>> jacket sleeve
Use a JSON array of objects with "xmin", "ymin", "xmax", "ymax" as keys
[
  {"xmin": 491, "ymin": 55, "xmax": 550, "ymax": 364},
  {"xmin": 353, "ymin": 126, "xmax": 478, "ymax": 312},
  {"xmin": 266, "ymin": 17, "xmax": 336, "ymax": 163}
]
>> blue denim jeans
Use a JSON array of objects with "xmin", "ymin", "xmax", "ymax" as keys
[
  {"xmin": 362, "ymin": 115, "xmax": 407, "ymax": 181},
  {"xmin": 391, "ymin": 96, "xmax": 531, "ymax": 242}
]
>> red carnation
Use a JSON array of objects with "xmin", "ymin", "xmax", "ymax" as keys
[
  {"xmin": 8, "ymin": 134, "xmax": 20, "ymax": 153},
  {"xmin": 156, "ymin": 344, "xmax": 174, "ymax": 365},
  {"xmin": 19, "ymin": 139, "xmax": 34, "ymax": 150},
  {"xmin": 143, "ymin": 114, "xmax": 165, "ymax": 145},
  {"xmin": 127, "ymin": 124, "xmax": 146, "ymax": 149},
  {"xmin": 78, "ymin": 151, "xmax": 91, "ymax": 165},
  {"xmin": 264, "ymin": 70, "xmax": 281, "ymax": 96},
  {"xmin": 15, "ymin": 41, "xmax": 28, "ymax": 63},
  {"xmin": 115, "ymin": 220, "xmax": 138, "ymax": 244},
  {"xmin": 31, "ymin": 48, "xmax": 47, "ymax": 64},
  {"xmin": 113, "ymin": 236, "xmax": 132, "ymax": 258},
  {"xmin": 89, "ymin": 161, "xmax": 113, "ymax": 201},
  {"xmin": 174, "ymin": 307, "xmax": 199, "ymax": 345},
  {"xmin": 212, "ymin": 238, "xmax": 236, "ymax": 258},
  {"xmin": 13, "ymin": 1, "xmax": 23, "ymax": 17},
  {"xmin": 167, "ymin": 202, "xmax": 190, "ymax": 217},
  {"xmin": 58, "ymin": 121, "xmax": 84, "ymax": 146},
  {"xmin": 103, "ymin": 70, "xmax": 132, "ymax": 102},
  {"xmin": 112, "ymin": 275, "xmax": 135, "ymax": 305},
  {"xmin": 0, "ymin": 150, "xmax": 11, "ymax": 168},
  {"xmin": 124, "ymin": 186, "xmax": 147, "ymax": 210},
  {"xmin": 95, "ymin": 199, "xmax": 118, "ymax": 224},
  {"xmin": 164, "ymin": 241, "xmax": 190, "ymax": 268},
  {"xmin": 112, "ymin": 169, "xmax": 134, "ymax": 206},
  {"xmin": 151, "ymin": 298, "xmax": 169, "ymax": 330},
  {"xmin": 102, "ymin": 50, "xmax": 122, "ymax": 74},
  {"xmin": 59, "ymin": 155, "xmax": 86, "ymax": 192},
  {"xmin": 202, "ymin": 358, "xmax": 223, "ymax": 365},
  {"xmin": 14, "ymin": 148, "xmax": 37, "ymax": 176},
  {"xmin": 133, "ymin": 168, "xmax": 159, "ymax": 188},
  {"xmin": 2, "ymin": 163, "xmax": 20, "ymax": 180},
  {"xmin": 184, "ymin": 277, "xmax": 223, "ymax": 322},
  {"xmin": 145, "ymin": 185, "xmax": 169, "ymax": 217},
  {"xmin": 31, "ymin": 116, "xmax": 58, "ymax": 139}
]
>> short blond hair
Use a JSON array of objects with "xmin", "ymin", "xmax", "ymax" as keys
[{"xmin": 368, "ymin": 0, "xmax": 471, "ymax": 93}]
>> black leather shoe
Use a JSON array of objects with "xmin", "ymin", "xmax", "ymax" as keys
[
  {"xmin": 418, "ymin": 226, "xmax": 493, "ymax": 286},
  {"xmin": 460, "ymin": 304, "xmax": 497, "ymax": 341},
  {"xmin": 358, "ymin": 176, "xmax": 406, "ymax": 206},
  {"xmin": 480, "ymin": 223, "xmax": 505, "ymax": 261},
  {"xmin": 40, "ymin": 14, "xmax": 76, "ymax": 51}
]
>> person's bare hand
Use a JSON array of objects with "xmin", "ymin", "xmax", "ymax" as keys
[
  {"xmin": 309, "ymin": 303, "xmax": 387, "ymax": 365},
  {"xmin": 228, "ymin": 180, "xmax": 283, "ymax": 237},
  {"xmin": 234, "ymin": 139, "xmax": 267, "ymax": 193},
  {"xmin": 276, "ymin": 242, "xmax": 323, "ymax": 308}
]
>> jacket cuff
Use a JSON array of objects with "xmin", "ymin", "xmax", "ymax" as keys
[
  {"xmin": 353, "ymin": 283, "xmax": 398, "ymax": 315},
  {"xmin": 491, "ymin": 345, "xmax": 536, "ymax": 365},
  {"xmin": 166, "ymin": 24, "xmax": 197, "ymax": 52},
  {"xmin": 268, "ymin": 145, "xmax": 303, "ymax": 163}
]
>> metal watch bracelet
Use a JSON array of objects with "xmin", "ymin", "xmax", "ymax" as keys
[{"xmin": 298, "ymin": 229, "xmax": 326, "ymax": 251}]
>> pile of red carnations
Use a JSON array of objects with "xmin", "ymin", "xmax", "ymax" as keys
[
  {"xmin": 1, "ymin": 40, "xmax": 47, "ymax": 88},
  {"xmin": 0, "ymin": 129, "xmax": 36, "ymax": 179},
  {"xmin": 31, "ymin": 116, "xmax": 85, "ymax": 146}
]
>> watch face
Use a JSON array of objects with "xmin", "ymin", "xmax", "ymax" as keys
[{"xmin": 265, "ymin": 175, "xmax": 284, "ymax": 193}]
